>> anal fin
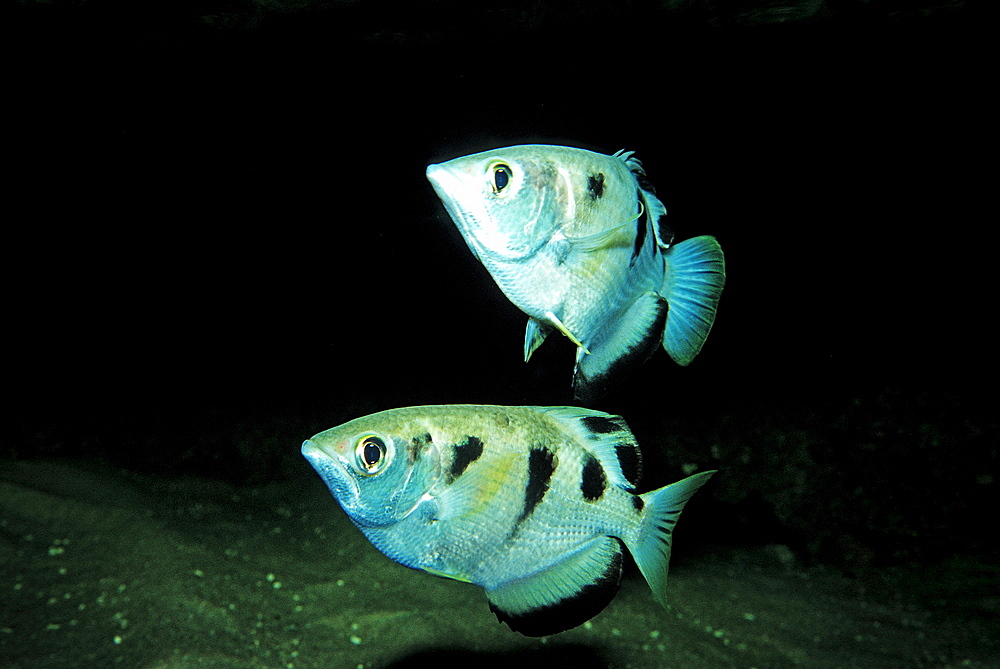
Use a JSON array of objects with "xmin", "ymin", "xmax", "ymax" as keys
[
  {"xmin": 486, "ymin": 536, "xmax": 623, "ymax": 636},
  {"xmin": 573, "ymin": 292, "xmax": 667, "ymax": 404}
]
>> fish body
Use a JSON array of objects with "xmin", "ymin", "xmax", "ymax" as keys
[
  {"xmin": 302, "ymin": 404, "xmax": 715, "ymax": 636},
  {"xmin": 426, "ymin": 145, "xmax": 726, "ymax": 401}
]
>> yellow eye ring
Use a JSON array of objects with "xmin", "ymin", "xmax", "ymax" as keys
[
  {"xmin": 355, "ymin": 435, "xmax": 388, "ymax": 475},
  {"xmin": 489, "ymin": 162, "xmax": 513, "ymax": 195}
]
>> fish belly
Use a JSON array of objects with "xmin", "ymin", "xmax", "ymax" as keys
[{"xmin": 485, "ymin": 244, "xmax": 657, "ymax": 348}]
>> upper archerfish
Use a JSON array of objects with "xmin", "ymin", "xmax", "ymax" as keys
[{"xmin": 426, "ymin": 145, "xmax": 726, "ymax": 402}]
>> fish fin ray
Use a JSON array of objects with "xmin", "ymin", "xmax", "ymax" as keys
[
  {"xmin": 486, "ymin": 536, "xmax": 623, "ymax": 636},
  {"xmin": 660, "ymin": 236, "xmax": 726, "ymax": 366},
  {"xmin": 613, "ymin": 148, "xmax": 636, "ymax": 162},
  {"xmin": 618, "ymin": 148, "xmax": 672, "ymax": 247},
  {"xmin": 544, "ymin": 311, "xmax": 590, "ymax": 354},
  {"xmin": 638, "ymin": 189, "xmax": 671, "ymax": 248},
  {"xmin": 626, "ymin": 471, "xmax": 715, "ymax": 607}
]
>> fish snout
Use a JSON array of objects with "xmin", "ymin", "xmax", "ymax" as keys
[
  {"xmin": 301, "ymin": 437, "xmax": 352, "ymax": 462},
  {"xmin": 301, "ymin": 439, "xmax": 324, "ymax": 461},
  {"xmin": 301, "ymin": 438, "xmax": 361, "ymax": 502}
]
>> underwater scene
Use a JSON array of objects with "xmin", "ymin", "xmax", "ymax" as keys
[{"xmin": 5, "ymin": 1, "xmax": 996, "ymax": 667}]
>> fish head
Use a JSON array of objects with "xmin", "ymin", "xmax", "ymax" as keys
[
  {"xmin": 302, "ymin": 421, "xmax": 442, "ymax": 529},
  {"xmin": 426, "ymin": 146, "xmax": 571, "ymax": 263}
]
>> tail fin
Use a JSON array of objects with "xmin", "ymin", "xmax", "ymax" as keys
[
  {"xmin": 660, "ymin": 236, "xmax": 726, "ymax": 366},
  {"xmin": 626, "ymin": 470, "xmax": 715, "ymax": 606}
]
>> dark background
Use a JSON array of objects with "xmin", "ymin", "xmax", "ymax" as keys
[{"xmin": 6, "ymin": 0, "xmax": 995, "ymax": 569}]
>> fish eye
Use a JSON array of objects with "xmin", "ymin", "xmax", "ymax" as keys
[
  {"xmin": 355, "ymin": 435, "xmax": 388, "ymax": 475},
  {"xmin": 490, "ymin": 163, "xmax": 513, "ymax": 194}
]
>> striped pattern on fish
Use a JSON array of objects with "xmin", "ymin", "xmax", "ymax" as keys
[{"xmin": 302, "ymin": 404, "xmax": 715, "ymax": 636}]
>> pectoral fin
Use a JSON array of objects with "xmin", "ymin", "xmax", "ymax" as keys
[
  {"xmin": 435, "ymin": 450, "xmax": 522, "ymax": 523},
  {"xmin": 564, "ymin": 222, "xmax": 629, "ymax": 252},
  {"xmin": 564, "ymin": 204, "xmax": 644, "ymax": 253}
]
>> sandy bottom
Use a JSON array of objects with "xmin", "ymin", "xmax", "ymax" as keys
[{"xmin": 2, "ymin": 459, "xmax": 995, "ymax": 669}]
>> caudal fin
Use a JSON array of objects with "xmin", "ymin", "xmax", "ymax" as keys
[
  {"xmin": 626, "ymin": 470, "xmax": 715, "ymax": 607},
  {"xmin": 660, "ymin": 236, "xmax": 726, "ymax": 366}
]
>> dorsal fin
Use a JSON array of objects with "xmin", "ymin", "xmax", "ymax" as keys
[
  {"xmin": 638, "ymin": 187, "xmax": 672, "ymax": 249},
  {"xmin": 615, "ymin": 148, "xmax": 672, "ymax": 249},
  {"xmin": 531, "ymin": 406, "xmax": 642, "ymax": 491}
]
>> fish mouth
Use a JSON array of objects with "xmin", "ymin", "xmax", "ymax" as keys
[
  {"xmin": 301, "ymin": 439, "xmax": 360, "ymax": 501},
  {"xmin": 426, "ymin": 162, "xmax": 542, "ymax": 262},
  {"xmin": 425, "ymin": 163, "xmax": 483, "ymax": 240},
  {"xmin": 300, "ymin": 439, "xmax": 328, "ymax": 463}
]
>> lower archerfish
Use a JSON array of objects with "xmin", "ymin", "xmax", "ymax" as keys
[{"xmin": 302, "ymin": 404, "xmax": 715, "ymax": 636}]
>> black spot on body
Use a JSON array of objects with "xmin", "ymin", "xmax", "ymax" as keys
[
  {"xmin": 408, "ymin": 433, "xmax": 432, "ymax": 464},
  {"xmin": 632, "ymin": 495, "xmax": 644, "ymax": 513},
  {"xmin": 450, "ymin": 435, "xmax": 483, "ymax": 480},
  {"xmin": 580, "ymin": 454, "xmax": 607, "ymax": 501},
  {"xmin": 615, "ymin": 443, "xmax": 643, "ymax": 490},
  {"xmin": 519, "ymin": 447, "xmax": 555, "ymax": 524},
  {"xmin": 587, "ymin": 173, "xmax": 605, "ymax": 200}
]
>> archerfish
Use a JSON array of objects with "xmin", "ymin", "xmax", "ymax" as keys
[
  {"xmin": 426, "ymin": 145, "xmax": 726, "ymax": 402},
  {"xmin": 302, "ymin": 404, "xmax": 715, "ymax": 636}
]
